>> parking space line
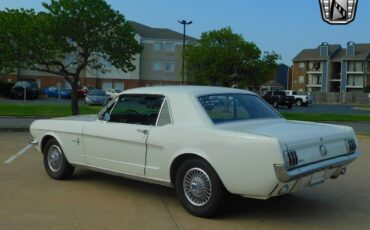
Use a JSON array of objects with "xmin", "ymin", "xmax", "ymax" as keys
[{"xmin": 4, "ymin": 144, "xmax": 32, "ymax": 164}]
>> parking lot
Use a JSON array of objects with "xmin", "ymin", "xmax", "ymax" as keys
[{"xmin": 0, "ymin": 132, "xmax": 369, "ymax": 229}]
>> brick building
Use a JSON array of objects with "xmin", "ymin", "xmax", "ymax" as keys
[{"xmin": 292, "ymin": 42, "xmax": 370, "ymax": 93}]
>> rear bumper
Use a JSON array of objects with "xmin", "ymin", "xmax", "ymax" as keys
[{"xmin": 274, "ymin": 150, "xmax": 360, "ymax": 182}]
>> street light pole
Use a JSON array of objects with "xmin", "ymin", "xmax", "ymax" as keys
[{"xmin": 178, "ymin": 20, "xmax": 192, "ymax": 85}]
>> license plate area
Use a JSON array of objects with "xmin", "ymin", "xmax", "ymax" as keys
[{"xmin": 309, "ymin": 170, "xmax": 326, "ymax": 187}]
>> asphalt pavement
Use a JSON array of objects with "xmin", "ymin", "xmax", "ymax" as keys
[
  {"xmin": 277, "ymin": 103, "xmax": 370, "ymax": 115},
  {"xmin": 0, "ymin": 132, "xmax": 369, "ymax": 229}
]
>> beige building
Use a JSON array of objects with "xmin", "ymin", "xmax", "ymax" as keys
[{"xmin": 3, "ymin": 21, "xmax": 197, "ymax": 90}]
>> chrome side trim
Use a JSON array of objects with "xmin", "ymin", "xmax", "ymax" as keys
[
  {"xmin": 73, "ymin": 163, "xmax": 173, "ymax": 188},
  {"xmin": 274, "ymin": 150, "xmax": 360, "ymax": 182}
]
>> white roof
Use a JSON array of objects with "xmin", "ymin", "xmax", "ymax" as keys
[{"xmin": 123, "ymin": 85, "xmax": 255, "ymax": 97}]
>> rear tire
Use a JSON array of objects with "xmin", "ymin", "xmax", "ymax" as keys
[
  {"xmin": 175, "ymin": 158, "xmax": 225, "ymax": 218},
  {"xmin": 296, "ymin": 99, "xmax": 303, "ymax": 107},
  {"xmin": 43, "ymin": 139, "xmax": 74, "ymax": 180},
  {"xmin": 273, "ymin": 101, "xmax": 279, "ymax": 108}
]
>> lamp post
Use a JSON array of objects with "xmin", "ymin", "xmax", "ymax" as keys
[{"xmin": 178, "ymin": 20, "xmax": 192, "ymax": 85}]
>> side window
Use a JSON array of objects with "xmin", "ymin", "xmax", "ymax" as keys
[
  {"xmin": 157, "ymin": 99, "xmax": 172, "ymax": 126},
  {"xmin": 199, "ymin": 95, "xmax": 250, "ymax": 123},
  {"xmin": 109, "ymin": 95, "xmax": 164, "ymax": 126}
]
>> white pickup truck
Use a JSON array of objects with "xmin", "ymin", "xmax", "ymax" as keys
[{"xmin": 284, "ymin": 90, "xmax": 313, "ymax": 107}]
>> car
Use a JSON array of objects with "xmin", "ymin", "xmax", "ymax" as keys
[
  {"xmin": 105, "ymin": 88, "xmax": 122, "ymax": 100},
  {"xmin": 43, "ymin": 87, "xmax": 71, "ymax": 99},
  {"xmin": 77, "ymin": 86, "xmax": 88, "ymax": 98},
  {"xmin": 10, "ymin": 80, "xmax": 40, "ymax": 99},
  {"xmin": 262, "ymin": 90, "xmax": 295, "ymax": 109},
  {"xmin": 284, "ymin": 90, "xmax": 313, "ymax": 107},
  {"xmin": 29, "ymin": 86, "xmax": 359, "ymax": 217},
  {"xmin": 84, "ymin": 89, "xmax": 108, "ymax": 105}
]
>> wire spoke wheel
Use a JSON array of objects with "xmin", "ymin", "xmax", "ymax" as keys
[
  {"xmin": 183, "ymin": 167, "xmax": 212, "ymax": 206},
  {"xmin": 47, "ymin": 145, "xmax": 63, "ymax": 172}
]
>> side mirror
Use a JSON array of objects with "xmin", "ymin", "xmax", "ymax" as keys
[{"xmin": 103, "ymin": 112, "xmax": 111, "ymax": 122}]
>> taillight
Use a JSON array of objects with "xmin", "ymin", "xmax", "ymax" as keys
[
  {"xmin": 345, "ymin": 139, "xmax": 356, "ymax": 154},
  {"xmin": 283, "ymin": 150, "xmax": 298, "ymax": 169}
]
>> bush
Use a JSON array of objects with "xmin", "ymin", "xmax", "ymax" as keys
[{"xmin": 0, "ymin": 81, "xmax": 14, "ymax": 97}]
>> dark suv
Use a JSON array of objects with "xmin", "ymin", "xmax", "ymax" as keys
[
  {"xmin": 262, "ymin": 90, "xmax": 295, "ymax": 109},
  {"xmin": 10, "ymin": 80, "xmax": 40, "ymax": 99}
]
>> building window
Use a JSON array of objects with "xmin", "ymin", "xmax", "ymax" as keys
[
  {"xmin": 164, "ymin": 42, "xmax": 175, "ymax": 52},
  {"xmin": 299, "ymin": 62, "xmax": 305, "ymax": 70},
  {"xmin": 348, "ymin": 61, "xmax": 363, "ymax": 72},
  {"xmin": 164, "ymin": 62, "xmax": 174, "ymax": 72},
  {"xmin": 347, "ymin": 75, "xmax": 364, "ymax": 87},
  {"xmin": 153, "ymin": 42, "xmax": 162, "ymax": 51},
  {"xmin": 153, "ymin": 62, "xmax": 162, "ymax": 71},
  {"xmin": 308, "ymin": 62, "xmax": 321, "ymax": 71},
  {"xmin": 298, "ymin": 76, "xmax": 305, "ymax": 84}
]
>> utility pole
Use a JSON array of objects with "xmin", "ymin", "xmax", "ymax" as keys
[{"xmin": 178, "ymin": 20, "xmax": 192, "ymax": 85}]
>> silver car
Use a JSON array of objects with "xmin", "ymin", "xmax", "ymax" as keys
[{"xmin": 85, "ymin": 90, "xmax": 108, "ymax": 106}]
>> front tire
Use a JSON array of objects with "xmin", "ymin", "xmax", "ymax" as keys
[
  {"xmin": 43, "ymin": 139, "xmax": 74, "ymax": 180},
  {"xmin": 175, "ymin": 158, "xmax": 225, "ymax": 218}
]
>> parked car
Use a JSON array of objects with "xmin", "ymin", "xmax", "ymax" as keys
[
  {"xmin": 262, "ymin": 90, "xmax": 295, "ymax": 109},
  {"xmin": 10, "ymin": 80, "xmax": 39, "ymax": 99},
  {"xmin": 77, "ymin": 86, "xmax": 88, "ymax": 98},
  {"xmin": 284, "ymin": 90, "xmax": 313, "ymax": 107},
  {"xmin": 43, "ymin": 87, "xmax": 71, "ymax": 99},
  {"xmin": 85, "ymin": 89, "xmax": 108, "ymax": 105},
  {"xmin": 105, "ymin": 88, "xmax": 122, "ymax": 100},
  {"xmin": 29, "ymin": 86, "xmax": 359, "ymax": 217}
]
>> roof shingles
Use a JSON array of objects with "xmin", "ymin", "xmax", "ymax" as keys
[
  {"xmin": 129, "ymin": 21, "xmax": 197, "ymax": 42},
  {"xmin": 294, "ymin": 43, "xmax": 370, "ymax": 62}
]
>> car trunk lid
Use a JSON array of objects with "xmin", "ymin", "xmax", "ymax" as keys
[{"xmin": 216, "ymin": 119, "xmax": 355, "ymax": 168}]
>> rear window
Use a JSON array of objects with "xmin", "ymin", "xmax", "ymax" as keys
[{"xmin": 198, "ymin": 94, "xmax": 281, "ymax": 124}]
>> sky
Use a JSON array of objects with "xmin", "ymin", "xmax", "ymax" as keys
[{"xmin": 1, "ymin": 0, "xmax": 369, "ymax": 65}]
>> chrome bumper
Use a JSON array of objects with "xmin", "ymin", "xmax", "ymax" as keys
[
  {"xmin": 29, "ymin": 139, "xmax": 38, "ymax": 145},
  {"xmin": 274, "ymin": 150, "xmax": 360, "ymax": 182}
]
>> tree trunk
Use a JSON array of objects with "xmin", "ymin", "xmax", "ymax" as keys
[{"xmin": 71, "ymin": 76, "xmax": 80, "ymax": 115}]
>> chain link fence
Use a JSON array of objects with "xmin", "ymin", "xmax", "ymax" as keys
[{"xmin": 311, "ymin": 92, "xmax": 370, "ymax": 104}]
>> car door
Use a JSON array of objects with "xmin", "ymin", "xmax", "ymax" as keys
[{"xmin": 83, "ymin": 94, "xmax": 164, "ymax": 175}]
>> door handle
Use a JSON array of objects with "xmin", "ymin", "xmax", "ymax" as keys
[{"xmin": 137, "ymin": 128, "xmax": 148, "ymax": 135}]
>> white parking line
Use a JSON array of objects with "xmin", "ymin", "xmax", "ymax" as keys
[{"xmin": 4, "ymin": 144, "xmax": 33, "ymax": 164}]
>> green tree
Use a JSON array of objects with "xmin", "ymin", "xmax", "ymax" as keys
[
  {"xmin": 0, "ymin": 0, "xmax": 142, "ymax": 115},
  {"xmin": 184, "ymin": 27, "xmax": 280, "ymax": 89}
]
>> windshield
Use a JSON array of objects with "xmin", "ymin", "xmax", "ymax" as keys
[{"xmin": 198, "ymin": 94, "xmax": 281, "ymax": 124}]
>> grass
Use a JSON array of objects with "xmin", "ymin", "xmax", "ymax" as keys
[
  {"xmin": 357, "ymin": 132, "xmax": 370, "ymax": 137},
  {"xmin": 1, "ymin": 103, "xmax": 370, "ymax": 123},
  {"xmin": 280, "ymin": 112, "xmax": 370, "ymax": 122},
  {"xmin": 0, "ymin": 103, "xmax": 101, "ymax": 117}
]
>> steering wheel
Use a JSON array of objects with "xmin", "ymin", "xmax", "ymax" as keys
[{"xmin": 123, "ymin": 109, "xmax": 139, "ymax": 115}]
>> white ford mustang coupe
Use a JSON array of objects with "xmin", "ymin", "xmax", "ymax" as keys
[{"xmin": 30, "ymin": 86, "xmax": 359, "ymax": 217}]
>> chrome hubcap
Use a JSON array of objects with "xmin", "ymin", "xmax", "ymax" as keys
[
  {"xmin": 183, "ymin": 168, "xmax": 212, "ymax": 206},
  {"xmin": 48, "ymin": 145, "xmax": 62, "ymax": 172}
]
